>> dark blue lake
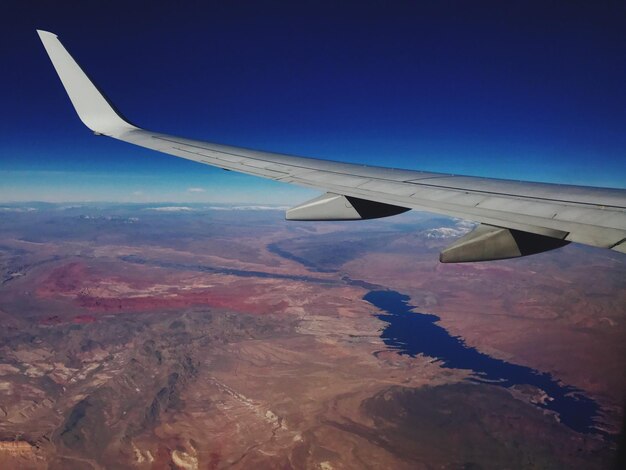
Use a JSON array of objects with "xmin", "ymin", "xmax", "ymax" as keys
[{"xmin": 364, "ymin": 289, "xmax": 605, "ymax": 437}]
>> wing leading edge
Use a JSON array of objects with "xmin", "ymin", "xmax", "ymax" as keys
[{"xmin": 37, "ymin": 30, "xmax": 626, "ymax": 262}]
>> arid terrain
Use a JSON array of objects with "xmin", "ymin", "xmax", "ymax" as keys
[{"xmin": 0, "ymin": 203, "xmax": 624, "ymax": 469}]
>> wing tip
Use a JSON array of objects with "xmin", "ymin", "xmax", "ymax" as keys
[
  {"xmin": 36, "ymin": 30, "xmax": 58, "ymax": 39},
  {"xmin": 36, "ymin": 28, "xmax": 138, "ymax": 136}
]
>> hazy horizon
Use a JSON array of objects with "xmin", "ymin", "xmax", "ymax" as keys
[{"xmin": 2, "ymin": 1, "xmax": 625, "ymax": 203}]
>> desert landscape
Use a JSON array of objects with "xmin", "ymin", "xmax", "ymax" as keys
[{"xmin": 0, "ymin": 203, "xmax": 623, "ymax": 469}]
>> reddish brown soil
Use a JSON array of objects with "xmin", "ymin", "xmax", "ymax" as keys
[
  {"xmin": 75, "ymin": 292, "xmax": 290, "ymax": 316},
  {"xmin": 72, "ymin": 314, "xmax": 97, "ymax": 324},
  {"xmin": 36, "ymin": 261, "xmax": 294, "ymax": 316}
]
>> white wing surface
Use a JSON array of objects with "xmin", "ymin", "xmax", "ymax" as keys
[{"xmin": 37, "ymin": 30, "xmax": 626, "ymax": 262}]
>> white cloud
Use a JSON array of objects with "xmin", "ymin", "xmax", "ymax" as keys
[
  {"xmin": 187, "ymin": 187, "xmax": 206, "ymax": 193},
  {"xmin": 144, "ymin": 204, "xmax": 288, "ymax": 212},
  {"xmin": 146, "ymin": 206, "xmax": 194, "ymax": 212},
  {"xmin": 0, "ymin": 207, "xmax": 37, "ymax": 212},
  {"xmin": 423, "ymin": 219, "xmax": 476, "ymax": 239},
  {"xmin": 208, "ymin": 205, "xmax": 289, "ymax": 211}
]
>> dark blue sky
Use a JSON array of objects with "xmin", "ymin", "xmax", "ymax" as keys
[{"xmin": 2, "ymin": 1, "xmax": 625, "ymax": 202}]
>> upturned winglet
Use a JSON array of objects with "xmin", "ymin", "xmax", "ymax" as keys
[{"xmin": 36, "ymin": 30, "xmax": 137, "ymax": 136}]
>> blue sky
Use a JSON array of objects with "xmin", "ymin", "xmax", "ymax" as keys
[{"xmin": 1, "ymin": 1, "xmax": 625, "ymax": 203}]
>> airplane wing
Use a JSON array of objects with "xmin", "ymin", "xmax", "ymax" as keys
[{"xmin": 37, "ymin": 30, "xmax": 626, "ymax": 262}]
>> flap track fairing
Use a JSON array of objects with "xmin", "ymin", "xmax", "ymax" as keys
[
  {"xmin": 286, "ymin": 192, "xmax": 410, "ymax": 221},
  {"xmin": 440, "ymin": 224, "xmax": 570, "ymax": 263}
]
